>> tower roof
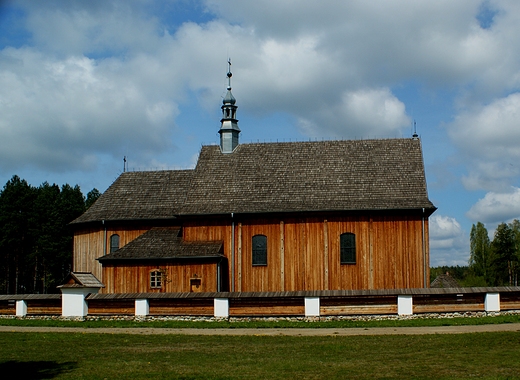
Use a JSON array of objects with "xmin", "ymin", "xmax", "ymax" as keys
[
  {"xmin": 219, "ymin": 59, "xmax": 240, "ymax": 153},
  {"xmin": 223, "ymin": 88, "xmax": 236, "ymax": 105}
]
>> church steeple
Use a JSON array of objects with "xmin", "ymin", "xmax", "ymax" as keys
[{"xmin": 219, "ymin": 59, "xmax": 240, "ymax": 153}]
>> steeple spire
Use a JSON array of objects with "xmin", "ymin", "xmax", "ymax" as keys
[{"xmin": 219, "ymin": 59, "xmax": 240, "ymax": 153}]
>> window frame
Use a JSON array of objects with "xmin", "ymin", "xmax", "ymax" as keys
[
  {"xmin": 109, "ymin": 234, "xmax": 120, "ymax": 253},
  {"xmin": 252, "ymin": 234, "xmax": 268, "ymax": 266},
  {"xmin": 340, "ymin": 232, "xmax": 356, "ymax": 265},
  {"xmin": 150, "ymin": 269, "xmax": 163, "ymax": 289}
]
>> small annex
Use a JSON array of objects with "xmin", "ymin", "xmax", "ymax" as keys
[{"xmin": 71, "ymin": 62, "xmax": 436, "ymax": 294}]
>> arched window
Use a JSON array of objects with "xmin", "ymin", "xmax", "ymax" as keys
[
  {"xmin": 109, "ymin": 234, "xmax": 120, "ymax": 253},
  {"xmin": 340, "ymin": 233, "xmax": 356, "ymax": 264},
  {"xmin": 150, "ymin": 270, "xmax": 163, "ymax": 289},
  {"xmin": 252, "ymin": 234, "xmax": 267, "ymax": 266}
]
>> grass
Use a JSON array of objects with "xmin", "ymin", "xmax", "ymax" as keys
[
  {"xmin": 1, "ymin": 331, "xmax": 520, "ymax": 379},
  {"xmin": 0, "ymin": 313, "xmax": 520, "ymax": 329}
]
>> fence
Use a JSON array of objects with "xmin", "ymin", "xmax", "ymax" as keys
[{"xmin": 1, "ymin": 287, "xmax": 520, "ymax": 318}]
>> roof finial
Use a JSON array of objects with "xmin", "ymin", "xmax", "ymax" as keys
[
  {"xmin": 412, "ymin": 120, "xmax": 419, "ymax": 140},
  {"xmin": 227, "ymin": 58, "xmax": 232, "ymax": 90}
]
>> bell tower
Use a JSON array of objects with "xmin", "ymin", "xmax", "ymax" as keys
[{"xmin": 219, "ymin": 59, "xmax": 240, "ymax": 153}]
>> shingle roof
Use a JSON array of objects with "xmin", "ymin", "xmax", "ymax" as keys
[
  {"xmin": 183, "ymin": 139, "xmax": 435, "ymax": 214},
  {"xmin": 72, "ymin": 170, "xmax": 192, "ymax": 224},
  {"xmin": 73, "ymin": 138, "xmax": 435, "ymax": 224},
  {"xmin": 57, "ymin": 272, "xmax": 105, "ymax": 288},
  {"xmin": 430, "ymin": 274, "xmax": 461, "ymax": 288},
  {"xmin": 97, "ymin": 227, "xmax": 223, "ymax": 262}
]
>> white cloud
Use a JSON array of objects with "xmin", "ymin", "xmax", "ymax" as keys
[
  {"xmin": 449, "ymin": 93, "xmax": 520, "ymax": 192},
  {"xmin": 0, "ymin": 47, "xmax": 177, "ymax": 172},
  {"xmin": 297, "ymin": 88, "xmax": 410, "ymax": 138},
  {"xmin": 429, "ymin": 214, "xmax": 469, "ymax": 266},
  {"xmin": 467, "ymin": 187, "xmax": 520, "ymax": 223},
  {"xmin": 205, "ymin": 0, "xmax": 518, "ymax": 90},
  {"xmin": 17, "ymin": 0, "xmax": 162, "ymax": 56},
  {"xmin": 450, "ymin": 93, "xmax": 520, "ymax": 158}
]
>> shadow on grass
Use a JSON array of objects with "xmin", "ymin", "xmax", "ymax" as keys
[{"xmin": 0, "ymin": 360, "xmax": 77, "ymax": 379}]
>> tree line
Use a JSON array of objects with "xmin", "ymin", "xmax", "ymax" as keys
[
  {"xmin": 0, "ymin": 175, "xmax": 100, "ymax": 294},
  {"xmin": 469, "ymin": 220, "xmax": 520, "ymax": 286},
  {"xmin": 432, "ymin": 220, "xmax": 520, "ymax": 287}
]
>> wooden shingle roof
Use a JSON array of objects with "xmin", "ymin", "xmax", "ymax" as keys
[
  {"xmin": 97, "ymin": 227, "xmax": 223, "ymax": 262},
  {"xmin": 57, "ymin": 272, "xmax": 105, "ymax": 288},
  {"xmin": 183, "ymin": 138, "xmax": 435, "ymax": 215},
  {"xmin": 73, "ymin": 138, "xmax": 435, "ymax": 224},
  {"xmin": 72, "ymin": 170, "xmax": 192, "ymax": 224}
]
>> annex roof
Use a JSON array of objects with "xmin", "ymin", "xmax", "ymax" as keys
[
  {"xmin": 73, "ymin": 138, "xmax": 435, "ymax": 224},
  {"xmin": 97, "ymin": 227, "xmax": 223, "ymax": 262}
]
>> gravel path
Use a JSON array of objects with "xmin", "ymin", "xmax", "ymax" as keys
[{"xmin": 1, "ymin": 323, "xmax": 520, "ymax": 336}]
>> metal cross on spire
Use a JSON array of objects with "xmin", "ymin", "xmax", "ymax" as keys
[{"xmin": 227, "ymin": 58, "xmax": 232, "ymax": 89}]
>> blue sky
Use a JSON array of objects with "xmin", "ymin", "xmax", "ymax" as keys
[{"xmin": 1, "ymin": 0, "xmax": 520, "ymax": 266}]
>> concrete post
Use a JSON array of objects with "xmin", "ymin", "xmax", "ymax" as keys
[
  {"xmin": 16, "ymin": 300, "xmax": 27, "ymax": 317},
  {"xmin": 485, "ymin": 293, "xmax": 500, "ymax": 312},
  {"xmin": 135, "ymin": 299, "xmax": 150, "ymax": 316},
  {"xmin": 214, "ymin": 298, "xmax": 229, "ymax": 318},
  {"xmin": 397, "ymin": 295, "xmax": 413, "ymax": 315},
  {"xmin": 304, "ymin": 297, "xmax": 320, "ymax": 317}
]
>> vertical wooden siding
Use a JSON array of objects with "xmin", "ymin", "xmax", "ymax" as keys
[
  {"xmin": 73, "ymin": 228, "xmax": 104, "ymax": 280},
  {"xmin": 73, "ymin": 226, "xmax": 152, "ymax": 282},
  {"xmin": 103, "ymin": 263, "xmax": 218, "ymax": 293},
  {"xmin": 75, "ymin": 212, "xmax": 430, "ymax": 293},
  {"xmin": 183, "ymin": 212, "xmax": 429, "ymax": 292}
]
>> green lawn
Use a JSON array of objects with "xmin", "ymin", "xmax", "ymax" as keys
[
  {"xmin": 1, "ymin": 331, "xmax": 520, "ymax": 379},
  {"xmin": 1, "ymin": 313, "xmax": 520, "ymax": 329}
]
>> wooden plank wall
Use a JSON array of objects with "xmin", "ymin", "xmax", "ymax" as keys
[
  {"xmin": 412, "ymin": 293, "xmax": 485, "ymax": 313},
  {"xmin": 501, "ymin": 293, "xmax": 520, "ymax": 310},
  {"xmin": 184, "ymin": 212, "xmax": 429, "ymax": 293},
  {"xmin": 229, "ymin": 297, "xmax": 304, "ymax": 316},
  {"xmin": 149, "ymin": 299, "xmax": 214, "ymax": 316},
  {"xmin": 320, "ymin": 295, "xmax": 398, "ymax": 315},
  {"xmin": 88, "ymin": 299, "xmax": 135, "ymax": 315},
  {"xmin": 0, "ymin": 300, "xmax": 15, "ymax": 315},
  {"xmin": 103, "ymin": 263, "xmax": 219, "ymax": 293},
  {"xmin": 26, "ymin": 299, "xmax": 62, "ymax": 315}
]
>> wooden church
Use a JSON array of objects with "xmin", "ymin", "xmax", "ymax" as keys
[{"xmin": 71, "ymin": 64, "xmax": 436, "ymax": 294}]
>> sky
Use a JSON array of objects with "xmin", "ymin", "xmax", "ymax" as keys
[{"xmin": 1, "ymin": 0, "xmax": 520, "ymax": 267}]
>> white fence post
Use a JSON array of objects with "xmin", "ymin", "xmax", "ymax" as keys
[
  {"xmin": 304, "ymin": 297, "xmax": 320, "ymax": 317},
  {"xmin": 485, "ymin": 293, "xmax": 500, "ymax": 312},
  {"xmin": 61, "ymin": 288, "xmax": 91, "ymax": 317},
  {"xmin": 15, "ymin": 300, "xmax": 27, "ymax": 317},
  {"xmin": 135, "ymin": 299, "xmax": 150, "ymax": 316},
  {"xmin": 398, "ymin": 295, "xmax": 413, "ymax": 315},
  {"xmin": 214, "ymin": 298, "xmax": 229, "ymax": 318}
]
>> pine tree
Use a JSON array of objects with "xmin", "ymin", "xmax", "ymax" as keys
[
  {"xmin": 86, "ymin": 188, "xmax": 101, "ymax": 209},
  {"xmin": 469, "ymin": 222, "xmax": 491, "ymax": 284},
  {"xmin": 510, "ymin": 219, "xmax": 520, "ymax": 286},
  {"xmin": 0, "ymin": 176, "xmax": 98, "ymax": 294},
  {"xmin": 490, "ymin": 223, "xmax": 517, "ymax": 286},
  {"xmin": 0, "ymin": 176, "xmax": 38, "ymax": 294}
]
